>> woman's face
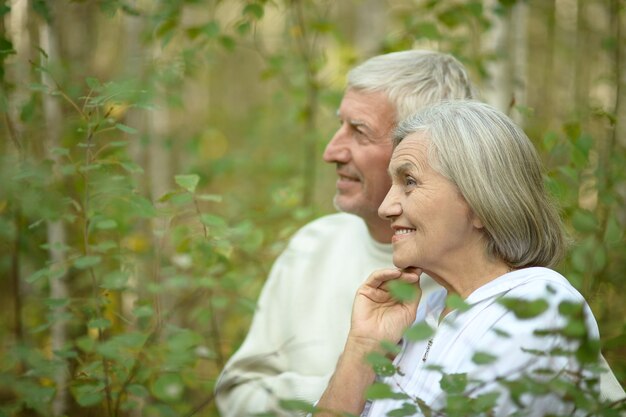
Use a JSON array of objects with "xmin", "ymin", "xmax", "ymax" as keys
[{"xmin": 378, "ymin": 132, "xmax": 484, "ymax": 272}]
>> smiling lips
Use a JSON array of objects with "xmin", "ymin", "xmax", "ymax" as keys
[
  {"xmin": 335, "ymin": 171, "xmax": 361, "ymax": 191},
  {"xmin": 392, "ymin": 227, "xmax": 416, "ymax": 243}
]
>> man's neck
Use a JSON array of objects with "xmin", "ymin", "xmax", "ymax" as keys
[{"xmin": 366, "ymin": 217, "xmax": 393, "ymax": 244}]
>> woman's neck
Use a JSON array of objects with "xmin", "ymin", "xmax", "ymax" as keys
[{"xmin": 426, "ymin": 251, "xmax": 511, "ymax": 300}]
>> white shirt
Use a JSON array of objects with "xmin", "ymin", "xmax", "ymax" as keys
[
  {"xmin": 215, "ymin": 212, "xmax": 439, "ymax": 416},
  {"xmin": 365, "ymin": 267, "xmax": 602, "ymax": 417}
]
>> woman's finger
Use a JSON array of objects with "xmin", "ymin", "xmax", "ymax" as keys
[{"xmin": 364, "ymin": 268, "xmax": 403, "ymax": 289}]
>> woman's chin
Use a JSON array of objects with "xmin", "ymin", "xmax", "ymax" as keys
[{"xmin": 392, "ymin": 256, "xmax": 415, "ymax": 270}]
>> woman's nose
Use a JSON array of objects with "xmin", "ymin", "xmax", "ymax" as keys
[{"xmin": 378, "ymin": 187, "xmax": 401, "ymax": 220}]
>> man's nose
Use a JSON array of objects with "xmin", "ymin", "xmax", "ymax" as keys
[{"xmin": 323, "ymin": 127, "xmax": 350, "ymax": 163}]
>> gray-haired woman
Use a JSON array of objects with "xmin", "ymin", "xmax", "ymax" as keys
[{"xmin": 316, "ymin": 100, "xmax": 607, "ymax": 416}]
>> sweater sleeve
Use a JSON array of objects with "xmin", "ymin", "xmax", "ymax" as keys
[
  {"xmin": 598, "ymin": 354, "xmax": 626, "ymax": 403},
  {"xmin": 214, "ymin": 246, "xmax": 326, "ymax": 416}
]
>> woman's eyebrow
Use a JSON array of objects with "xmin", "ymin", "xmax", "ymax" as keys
[{"xmin": 389, "ymin": 162, "xmax": 415, "ymax": 177}]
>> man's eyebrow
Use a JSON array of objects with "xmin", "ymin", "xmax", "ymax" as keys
[{"xmin": 336, "ymin": 111, "xmax": 372, "ymax": 132}]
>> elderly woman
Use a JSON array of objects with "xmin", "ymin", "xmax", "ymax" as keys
[{"xmin": 316, "ymin": 101, "xmax": 601, "ymax": 416}]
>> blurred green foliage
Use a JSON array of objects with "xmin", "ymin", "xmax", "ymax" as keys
[{"xmin": 0, "ymin": 0, "xmax": 624, "ymax": 416}]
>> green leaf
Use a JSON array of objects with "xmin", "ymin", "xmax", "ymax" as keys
[
  {"xmin": 604, "ymin": 216, "xmax": 623, "ymax": 244},
  {"xmin": 26, "ymin": 268, "xmax": 50, "ymax": 284},
  {"xmin": 472, "ymin": 391, "xmax": 501, "ymax": 412},
  {"xmin": 167, "ymin": 330, "xmax": 202, "ymax": 351},
  {"xmin": 44, "ymin": 298, "xmax": 70, "ymax": 309},
  {"xmin": 388, "ymin": 279, "xmax": 418, "ymax": 302},
  {"xmin": 127, "ymin": 384, "xmax": 150, "ymax": 397},
  {"xmin": 74, "ymin": 255, "xmax": 102, "ymax": 269},
  {"xmin": 498, "ymin": 297, "xmax": 549, "ymax": 319},
  {"xmin": 592, "ymin": 246, "xmax": 607, "ymax": 273},
  {"xmin": 366, "ymin": 352, "xmax": 397, "ymax": 377},
  {"xmin": 87, "ymin": 318, "xmax": 111, "ymax": 330},
  {"xmin": 404, "ymin": 322, "xmax": 434, "ymax": 342},
  {"xmin": 446, "ymin": 293, "xmax": 470, "ymax": 312},
  {"xmin": 440, "ymin": 372, "xmax": 468, "ymax": 394},
  {"xmin": 85, "ymin": 77, "xmax": 101, "ymax": 91},
  {"xmin": 414, "ymin": 22, "xmax": 440, "ymax": 40},
  {"xmin": 219, "ymin": 35, "xmax": 236, "ymax": 51},
  {"xmin": 158, "ymin": 190, "xmax": 184, "ymax": 202},
  {"xmin": 571, "ymin": 209, "xmax": 598, "ymax": 233},
  {"xmin": 151, "ymin": 373, "xmax": 184, "ymax": 402},
  {"xmin": 365, "ymin": 382, "xmax": 409, "ymax": 400},
  {"xmin": 388, "ymin": 403, "xmax": 418, "ymax": 417},
  {"xmin": 380, "ymin": 340, "xmax": 402, "ymax": 356},
  {"xmin": 200, "ymin": 213, "xmax": 227, "ymax": 228},
  {"xmin": 202, "ymin": 21, "xmax": 220, "ymax": 38},
  {"xmin": 101, "ymin": 271, "xmax": 129, "ymax": 290},
  {"xmin": 491, "ymin": 327, "xmax": 511, "ymax": 339},
  {"xmin": 561, "ymin": 318, "xmax": 587, "ymax": 339},
  {"xmin": 133, "ymin": 305, "xmax": 154, "ymax": 318},
  {"xmin": 575, "ymin": 133, "xmax": 593, "ymax": 154},
  {"xmin": 243, "ymin": 3, "xmax": 264, "ymax": 19},
  {"xmin": 76, "ymin": 335, "xmax": 96, "ymax": 353},
  {"xmin": 471, "ymin": 351, "xmax": 498, "ymax": 365},
  {"xmin": 175, "ymin": 174, "xmax": 200, "ymax": 193},
  {"xmin": 51, "ymin": 147, "xmax": 70, "ymax": 157},
  {"xmin": 563, "ymin": 121, "xmax": 581, "ymax": 140},
  {"xmin": 120, "ymin": 161, "xmax": 144, "ymax": 174},
  {"xmin": 115, "ymin": 123, "xmax": 137, "ymax": 134},
  {"xmin": 96, "ymin": 219, "xmax": 117, "ymax": 230},
  {"xmin": 129, "ymin": 194, "xmax": 157, "ymax": 218},
  {"xmin": 71, "ymin": 383, "xmax": 105, "ymax": 407},
  {"xmin": 278, "ymin": 399, "xmax": 316, "ymax": 413},
  {"xmin": 91, "ymin": 240, "xmax": 117, "ymax": 253}
]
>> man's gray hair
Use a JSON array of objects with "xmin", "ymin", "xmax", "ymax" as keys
[
  {"xmin": 347, "ymin": 50, "xmax": 476, "ymax": 122},
  {"xmin": 394, "ymin": 100, "xmax": 567, "ymax": 268}
]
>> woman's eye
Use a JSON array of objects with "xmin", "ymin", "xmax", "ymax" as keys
[{"xmin": 405, "ymin": 176, "xmax": 417, "ymax": 186}]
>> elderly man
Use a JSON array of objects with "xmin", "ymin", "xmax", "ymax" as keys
[{"xmin": 214, "ymin": 50, "xmax": 625, "ymax": 416}]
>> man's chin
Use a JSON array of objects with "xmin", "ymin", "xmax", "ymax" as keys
[{"xmin": 332, "ymin": 195, "xmax": 358, "ymax": 214}]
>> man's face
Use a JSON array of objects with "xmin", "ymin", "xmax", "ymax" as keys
[{"xmin": 323, "ymin": 89, "xmax": 396, "ymax": 223}]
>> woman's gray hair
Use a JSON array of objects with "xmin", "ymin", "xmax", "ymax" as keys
[
  {"xmin": 347, "ymin": 50, "xmax": 476, "ymax": 122},
  {"xmin": 394, "ymin": 100, "xmax": 567, "ymax": 268}
]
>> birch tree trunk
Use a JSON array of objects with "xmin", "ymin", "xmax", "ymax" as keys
[
  {"xmin": 482, "ymin": 0, "xmax": 514, "ymax": 115},
  {"xmin": 354, "ymin": 0, "xmax": 386, "ymax": 57},
  {"xmin": 511, "ymin": 1, "xmax": 529, "ymax": 126},
  {"xmin": 148, "ymin": 43, "xmax": 172, "ymax": 332},
  {"xmin": 39, "ymin": 4, "xmax": 70, "ymax": 414},
  {"xmin": 527, "ymin": 0, "xmax": 556, "ymax": 131},
  {"xmin": 5, "ymin": 0, "xmax": 31, "ymax": 369}
]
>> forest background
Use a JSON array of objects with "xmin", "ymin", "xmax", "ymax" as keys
[{"xmin": 0, "ymin": 0, "xmax": 625, "ymax": 416}]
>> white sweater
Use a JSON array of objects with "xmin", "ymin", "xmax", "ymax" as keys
[
  {"xmin": 216, "ymin": 214, "xmax": 625, "ymax": 416},
  {"xmin": 367, "ymin": 268, "xmax": 603, "ymax": 416},
  {"xmin": 215, "ymin": 213, "xmax": 437, "ymax": 416}
]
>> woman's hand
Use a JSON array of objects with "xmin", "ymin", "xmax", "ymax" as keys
[
  {"xmin": 349, "ymin": 267, "xmax": 423, "ymax": 349},
  {"xmin": 316, "ymin": 267, "xmax": 423, "ymax": 415}
]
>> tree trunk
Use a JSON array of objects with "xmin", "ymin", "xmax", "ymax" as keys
[
  {"xmin": 511, "ymin": 1, "xmax": 529, "ymax": 126},
  {"xmin": 39, "ymin": 6, "xmax": 70, "ymax": 415},
  {"xmin": 6, "ymin": 0, "xmax": 31, "ymax": 356},
  {"xmin": 527, "ymin": 0, "xmax": 556, "ymax": 133},
  {"xmin": 483, "ymin": 0, "xmax": 514, "ymax": 115}
]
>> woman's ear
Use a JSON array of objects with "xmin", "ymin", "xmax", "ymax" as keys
[{"xmin": 471, "ymin": 212, "xmax": 484, "ymax": 229}]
